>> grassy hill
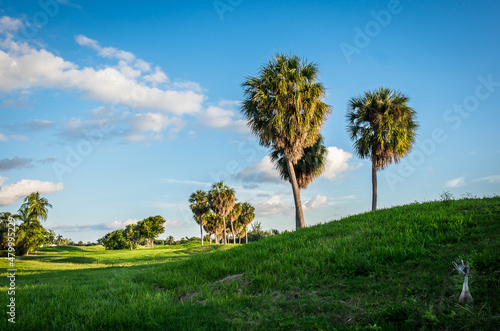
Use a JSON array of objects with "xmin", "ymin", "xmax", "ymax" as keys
[{"xmin": 1, "ymin": 197, "xmax": 499, "ymax": 330}]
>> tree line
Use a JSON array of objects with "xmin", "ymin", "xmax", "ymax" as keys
[
  {"xmin": 0, "ymin": 192, "xmax": 68, "ymax": 255},
  {"xmin": 189, "ymin": 181, "xmax": 255, "ymax": 245},
  {"xmin": 98, "ymin": 215, "xmax": 166, "ymax": 250}
]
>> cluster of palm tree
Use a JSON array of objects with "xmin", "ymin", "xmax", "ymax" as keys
[
  {"xmin": 241, "ymin": 54, "xmax": 418, "ymax": 228},
  {"xmin": 0, "ymin": 192, "xmax": 62, "ymax": 255},
  {"xmin": 189, "ymin": 181, "xmax": 255, "ymax": 245}
]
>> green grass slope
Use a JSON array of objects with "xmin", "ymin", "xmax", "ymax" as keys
[{"xmin": 1, "ymin": 197, "xmax": 499, "ymax": 330}]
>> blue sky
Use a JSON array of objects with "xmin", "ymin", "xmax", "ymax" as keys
[{"xmin": 0, "ymin": 0, "xmax": 499, "ymax": 242}]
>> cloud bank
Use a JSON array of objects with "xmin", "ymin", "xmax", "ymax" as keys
[{"xmin": 0, "ymin": 177, "xmax": 64, "ymax": 206}]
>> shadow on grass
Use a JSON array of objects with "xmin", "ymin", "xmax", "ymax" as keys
[{"xmin": 21, "ymin": 244, "xmax": 223, "ymax": 266}]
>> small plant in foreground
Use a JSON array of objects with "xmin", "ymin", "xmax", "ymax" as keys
[{"xmin": 453, "ymin": 260, "xmax": 473, "ymax": 304}]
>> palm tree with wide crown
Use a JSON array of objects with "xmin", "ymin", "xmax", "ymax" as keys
[
  {"xmin": 346, "ymin": 87, "xmax": 418, "ymax": 211},
  {"xmin": 241, "ymin": 53, "xmax": 331, "ymax": 228}
]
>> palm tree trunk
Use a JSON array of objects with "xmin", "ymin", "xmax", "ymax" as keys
[
  {"xmin": 200, "ymin": 223, "xmax": 204, "ymax": 246},
  {"xmin": 230, "ymin": 221, "xmax": 235, "ymax": 244},
  {"xmin": 285, "ymin": 157, "xmax": 305, "ymax": 228},
  {"xmin": 372, "ymin": 162, "xmax": 377, "ymax": 211},
  {"xmin": 223, "ymin": 217, "xmax": 227, "ymax": 245},
  {"xmin": 245, "ymin": 225, "xmax": 248, "ymax": 244}
]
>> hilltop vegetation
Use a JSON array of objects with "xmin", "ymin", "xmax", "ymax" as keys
[{"xmin": 1, "ymin": 197, "xmax": 499, "ymax": 330}]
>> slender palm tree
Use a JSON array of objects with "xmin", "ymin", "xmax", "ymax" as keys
[
  {"xmin": 226, "ymin": 202, "xmax": 242, "ymax": 244},
  {"xmin": 238, "ymin": 202, "xmax": 255, "ymax": 244},
  {"xmin": 241, "ymin": 53, "xmax": 331, "ymax": 228},
  {"xmin": 208, "ymin": 182, "xmax": 236, "ymax": 245},
  {"xmin": 189, "ymin": 190, "xmax": 211, "ymax": 246},
  {"xmin": 20, "ymin": 192, "xmax": 52, "ymax": 223},
  {"xmin": 347, "ymin": 87, "xmax": 418, "ymax": 211}
]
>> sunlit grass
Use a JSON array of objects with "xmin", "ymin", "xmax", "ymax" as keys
[{"xmin": 1, "ymin": 197, "xmax": 498, "ymax": 330}]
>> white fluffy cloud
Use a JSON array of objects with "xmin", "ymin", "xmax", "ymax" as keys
[
  {"xmin": 130, "ymin": 112, "xmax": 181, "ymax": 133},
  {"xmin": 237, "ymin": 156, "xmax": 283, "ymax": 184},
  {"xmin": 104, "ymin": 219, "xmax": 139, "ymax": 229},
  {"xmin": 75, "ymin": 34, "xmax": 136, "ymax": 63},
  {"xmin": 0, "ymin": 178, "xmax": 64, "ymax": 206},
  {"xmin": 254, "ymin": 195, "xmax": 290, "ymax": 216},
  {"xmin": 0, "ymin": 16, "xmax": 22, "ymax": 33},
  {"xmin": 445, "ymin": 176, "xmax": 466, "ymax": 188},
  {"xmin": 0, "ymin": 26, "xmax": 204, "ymax": 115},
  {"xmin": 304, "ymin": 195, "xmax": 328, "ymax": 210},
  {"xmin": 322, "ymin": 147, "xmax": 362, "ymax": 180},
  {"xmin": 57, "ymin": 105, "xmax": 186, "ymax": 142},
  {"xmin": 198, "ymin": 100, "xmax": 248, "ymax": 133}
]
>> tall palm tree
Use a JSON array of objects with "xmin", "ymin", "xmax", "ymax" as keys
[
  {"xmin": 241, "ymin": 53, "xmax": 332, "ymax": 228},
  {"xmin": 20, "ymin": 192, "xmax": 52, "ymax": 223},
  {"xmin": 226, "ymin": 202, "xmax": 242, "ymax": 244},
  {"xmin": 189, "ymin": 190, "xmax": 211, "ymax": 246},
  {"xmin": 347, "ymin": 87, "xmax": 418, "ymax": 211},
  {"xmin": 208, "ymin": 182, "xmax": 236, "ymax": 245},
  {"xmin": 238, "ymin": 202, "xmax": 255, "ymax": 244}
]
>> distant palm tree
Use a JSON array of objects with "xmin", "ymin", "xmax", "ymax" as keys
[
  {"xmin": 189, "ymin": 190, "xmax": 211, "ymax": 246},
  {"xmin": 241, "ymin": 53, "xmax": 331, "ymax": 228},
  {"xmin": 227, "ymin": 203, "xmax": 242, "ymax": 244},
  {"xmin": 347, "ymin": 87, "xmax": 418, "ymax": 211},
  {"xmin": 203, "ymin": 211, "xmax": 224, "ymax": 244},
  {"xmin": 208, "ymin": 182, "xmax": 236, "ymax": 245},
  {"xmin": 233, "ymin": 219, "xmax": 246, "ymax": 244},
  {"xmin": 238, "ymin": 202, "xmax": 255, "ymax": 244},
  {"xmin": 15, "ymin": 204, "xmax": 46, "ymax": 256},
  {"xmin": 0, "ymin": 212, "xmax": 14, "ymax": 250},
  {"xmin": 20, "ymin": 192, "xmax": 52, "ymax": 223}
]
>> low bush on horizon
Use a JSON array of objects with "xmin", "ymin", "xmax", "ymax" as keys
[{"xmin": 1, "ymin": 197, "xmax": 499, "ymax": 330}]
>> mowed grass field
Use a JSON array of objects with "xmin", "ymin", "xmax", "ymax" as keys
[{"xmin": 1, "ymin": 197, "xmax": 499, "ymax": 330}]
